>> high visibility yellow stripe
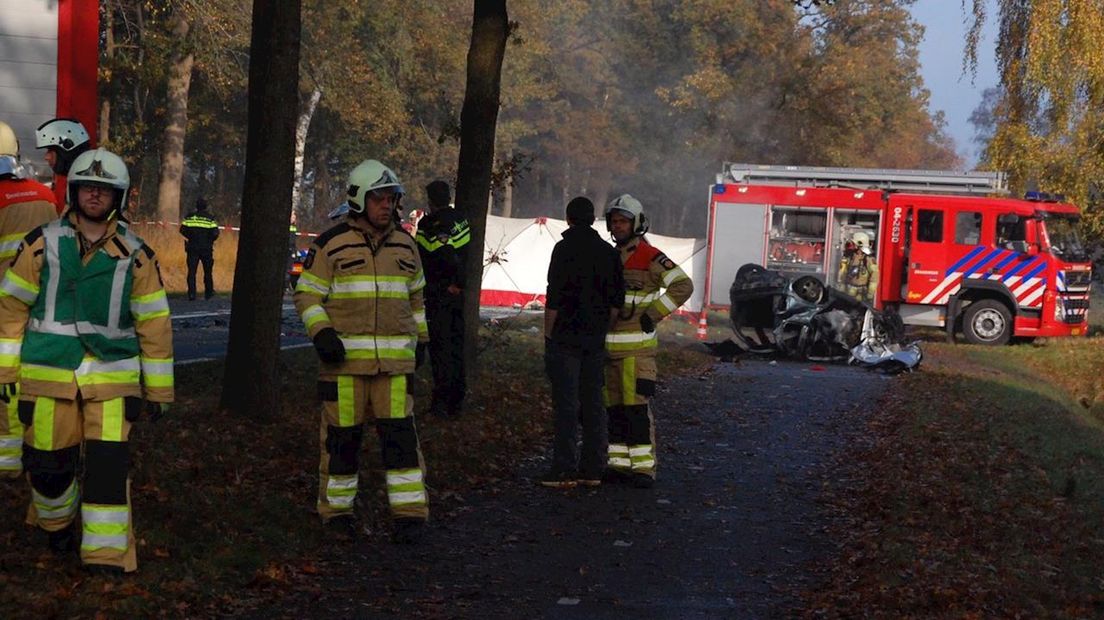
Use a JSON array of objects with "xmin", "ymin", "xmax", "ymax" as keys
[
  {"xmin": 32, "ymin": 397, "xmax": 55, "ymax": 451},
  {"xmin": 389, "ymin": 375, "xmax": 406, "ymax": 419},
  {"xmin": 622, "ymin": 357, "xmax": 636, "ymax": 404},
  {"xmin": 22, "ymin": 364, "xmax": 73, "ymax": 384},
  {"xmin": 101, "ymin": 398, "xmax": 123, "ymax": 442},
  {"xmin": 337, "ymin": 375, "xmax": 355, "ymax": 427}
]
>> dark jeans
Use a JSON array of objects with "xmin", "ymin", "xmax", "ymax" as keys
[
  {"xmin": 544, "ymin": 339, "xmax": 607, "ymax": 476},
  {"xmin": 426, "ymin": 294, "xmax": 466, "ymax": 412},
  {"xmin": 186, "ymin": 252, "xmax": 215, "ymax": 299}
]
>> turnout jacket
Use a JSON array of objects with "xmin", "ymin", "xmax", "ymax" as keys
[
  {"xmin": 0, "ymin": 178, "xmax": 61, "ymax": 268},
  {"xmin": 180, "ymin": 211, "xmax": 220, "ymax": 254},
  {"xmin": 0, "ymin": 213, "xmax": 174, "ymax": 402},
  {"xmin": 294, "ymin": 217, "xmax": 429, "ymax": 376},
  {"xmin": 606, "ymin": 237, "xmax": 694, "ymax": 360},
  {"xmin": 414, "ymin": 208, "xmax": 470, "ymax": 293}
]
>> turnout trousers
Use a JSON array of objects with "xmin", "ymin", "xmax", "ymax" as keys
[
  {"xmin": 21, "ymin": 394, "xmax": 139, "ymax": 572},
  {"xmin": 316, "ymin": 373, "xmax": 429, "ymax": 522},
  {"xmin": 0, "ymin": 389, "xmax": 21, "ymax": 478},
  {"xmin": 185, "ymin": 251, "xmax": 215, "ymax": 299},
  {"xmin": 603, "ymin": 355, "xmax": 657, "ymax": 479},
  {"xmin": 425, "ymin": 295, "xmax": 466, "ymax": 414}
]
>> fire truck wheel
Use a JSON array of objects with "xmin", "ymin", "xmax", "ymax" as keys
[{"xmin": 962, "ymin": 299, "xmax": 1012, "ymax": 346}]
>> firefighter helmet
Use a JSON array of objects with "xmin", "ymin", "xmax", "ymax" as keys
[
  {"xmin": 852, "ymin": 231, "xmax": 872, "ymax": 255},
  {"xmin": 604, "ymin": 194, "xmax": 649, "ymax": 236},
  {"xmin": 35, "ymin": 118, "xmax": 91, "ymax": 175},
  {"xmin": 346, "ymin": 159, "xmax": 405, "ymax": 214},
  {"xmin": 67, "ymin": 148, "xmax": 130, "ymax": 216},
  {"xmin": 0, "ymin": 122, "xmax": 18, "ymax": 157}
]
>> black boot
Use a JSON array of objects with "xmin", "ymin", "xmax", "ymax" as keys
[{"xmin": 47, "ymin": 523, "xmax": 76, "ymax": 555}]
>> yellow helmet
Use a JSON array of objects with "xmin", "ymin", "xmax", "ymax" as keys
[{"xmin": 0, "ymin": 121, "xmax": 18, "ymax": 157}]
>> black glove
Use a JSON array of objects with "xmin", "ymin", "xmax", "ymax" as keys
[
  {"xmin": 415, "ymin": 343, "xmax": 427, "ymax": 369},
  {"xmin": 640, "ymin": 313, "xmax": 656, "ymax": 334},
  {"xmin": 313, "ymin": 327, "xmax": 346, "ymax": 363},
  {"xmin": 145, "ymin": 401, "xmax": 169, "ymax": 423},
  {"xmin": 0, "ymin": 382, "xmax": 16, "ymax": 403}
]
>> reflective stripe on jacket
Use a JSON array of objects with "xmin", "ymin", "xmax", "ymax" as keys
[
  {"xmin": 0, "ymin": 214, "xmax": 174, "ymax": 402},
  {"xmin": 606, "ymin": 237, "xmax": 693, "ymax": 360},
  {"xmin": 180, "ymin": 212, "xmax": 220, "ymax": 253},
  {"xmin": 293, "ymin": 218, "xmax": 429, "ymax": 376}
]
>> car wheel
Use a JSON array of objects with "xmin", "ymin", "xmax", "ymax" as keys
[{"xmin": 962, "ymin": 299, "xmax": 1012, "ymax": 346}]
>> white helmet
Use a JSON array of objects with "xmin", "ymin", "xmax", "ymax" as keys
[
  {"xmin": 604, "ymin": 194, "xmax": 648, "ymax": 236},
  {"xmin": 852, "ymin": 231, "xmax": 872, "ymax": 255},
  {"xmin": 67, "ymin": 148, "xmax": 130, "ymax": 216},
  {"xmin": 36, "ymin": 118, "xmax": 91, "ymax": 175},
  {"xmin": 345, "ymin": 159, "xmax": 404, "ymax": 214},
  {"xmin": 0, "ymin": 121, "xmax": 18, "ymax": 157}
]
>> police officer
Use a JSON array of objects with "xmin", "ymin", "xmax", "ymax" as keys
[
  {"xmin": 294, "ymin": 159, "xmax": 430, "ymax": 544},
  {"xmin": 0, "ymin": 148, "xmax": 173, "ymax": 574},
  {"xmin": 0, "ymin": 121, "xmax": 62, "ymax": 480},
  {"xmin": 414, "ymin": 180, "xmax": 470, "ymax": 417},
  {"xmin": 180, "ymin": 197, "xmax": 220, "ymax": 300},
  {"xmin": 35, "ymin": 118, "xmax": 92, "ymax": 207},
  {"xmin": 838, "ymin": 231, "xmax": 878, "ymax": 303},
  {"xmin": 603, "ymin": 195, "xmax": 693, "ymax": 488}
]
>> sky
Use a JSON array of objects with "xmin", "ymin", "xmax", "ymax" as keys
[{"xmin": 909, "ymin": 0, "xmax": 999, "ymax": 169}]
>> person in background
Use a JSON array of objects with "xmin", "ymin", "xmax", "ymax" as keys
[
  {"xmin": 0, "ymin": 120, "xmax": 62, "ymax": 480},
  {"xmin": 294, "ymin": 159, "xmax": 430, "ymax": 544},
  {"xmin": 540, "ymin": 196, "xmax": 624, "ymax": 488},
  {"xmin": 0, "ymin": 148, "xmax": 173, "ymax": 574},
  {"xmin": 35, "ymin": 118, "xmax": 91, "ymax": 209},
  {"xmin": 180, "ymin": 198, "xmax": 220, "ymax": 300},
  {"xmin": 838, "ymin": 231, "xmax": 877, "ymax": 303},
  {"xmin": 414, "ymin": 180, "xmax": 471, "ymax": 417}
]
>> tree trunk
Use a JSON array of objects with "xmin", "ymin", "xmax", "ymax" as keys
[
  {"xmin": 291, "ymin": 87, "xmax": 321, "ymax": 222},
  {"xmin": 99, "ymin": 0, "xmax": 115, "ymax": 145},
  {"xmin": 312, "ymin": 146, "xmax": 331, "ymax": 225},
  {"xmin": 155, "ymin": 14, "xmax": 194, "ymax": 223},
  {"xmin": 457, "ymin": 0, "xmax": 509, "ymax": 377},
  {"xmin": 219, "ymin": 0, "xmax": 301, "ymax": 419},
  {"xmin": 502, "ymin": 165, "xmax": 513, "ymax": 218}
]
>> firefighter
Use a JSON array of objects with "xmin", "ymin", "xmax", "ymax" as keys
[
  {"xmin": 0, "ymin": 121, "xmax": 61, "ymax": 480},
  {"xmin": 180, "ymin": 197, "xmax": 220, "ymax": 300},
  {"xmin": 837, "ymin": 231, "xmax": 878, "ymax": 303},
  {"xmin": 294, "ymin": 159, "xmax": 430, "ymax": 544},
  {"xmin": 0, "ymin": 148, "xmax": 173, "ymax": 574},
  {"xmin": 35, "ymin": 118, "xmax": 91, "ymax": 208},
  {"xmin": 414, "ymin": 180, "xmax": 470, "ymax": 417},
  {"xmin": 603, "ymin": 194, "xmax": 693, "ymax": 488}
]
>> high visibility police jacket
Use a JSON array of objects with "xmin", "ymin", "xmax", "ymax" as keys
[
  {"xmin": 414, "ymin": 208, "xmax": 470, "ymax": 293},
  {"xmin": 0, "ymin": 177, "xmax": 61, "ymax": 269},
  {"xmin": 606, "ymin": 237, "xmax": 694, "ymax": 360},
  {"xmin": 0, "ymin": 213, "xmax": 174, "ymax": 402},
  {"xmin": 294, "ymin": 218, "xmax": 429, "ymax": 376},
  {"xmin": 180, "ymin": 211, "xmax": 220, "ymax": 254}
]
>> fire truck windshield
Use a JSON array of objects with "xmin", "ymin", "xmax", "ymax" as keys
[{"xmin": 1041, "ymin": 215, "xmax": 1088, "ymax": 262}]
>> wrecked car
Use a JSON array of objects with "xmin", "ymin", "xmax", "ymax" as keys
[{"xmin": 725, "ymin": 263, "xmax": 921, "ymax": 372}]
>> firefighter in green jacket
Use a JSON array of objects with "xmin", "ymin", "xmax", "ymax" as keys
[
  {"xmin": 294, "ymin": 159, "xmax": 430, "ymax": 544},
  {"xmin": 0, "ymin": 148, "xmax": 174, "ymax": 574},
  {"xmin": 603, "ymin": 195, "xmax": 693, "ymax": 488}
]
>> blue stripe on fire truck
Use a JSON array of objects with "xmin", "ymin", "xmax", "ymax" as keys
[
  {"xmin": 1001, "ymin": 257, "xmax": 1038, "ymax": 283},
  {"xmin": 985, "ymin": 252, "xmax": 1019, "ymax": 278},
  {"xmin": 961, "ymin": 248, "xmax": 1005, "ymax": 278},
  {"xmin": 945, "ymin": 246, "xmax": 987, "ymax": 276}
]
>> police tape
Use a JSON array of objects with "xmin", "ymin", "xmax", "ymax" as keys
[{"xmin": 132, "ymin": 220, "xmax": 320, "ymax": 238}]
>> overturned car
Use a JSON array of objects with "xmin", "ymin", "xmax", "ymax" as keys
[{"xmin": 725, "ymin": 264, "xmax": 921, "ymax": 372}]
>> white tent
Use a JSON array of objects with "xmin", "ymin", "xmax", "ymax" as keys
[{"xmin": 479, "ymin": 214, "xmax": 708, "ymax": 313}]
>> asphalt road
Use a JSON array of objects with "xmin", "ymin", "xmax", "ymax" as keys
[{"xmin": 247, "ymin": 358, "xmax": 889, "ymax": 619}]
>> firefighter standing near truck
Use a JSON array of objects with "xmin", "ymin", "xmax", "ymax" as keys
[
  {"xmin": 603, "ymin": 194, "xmax": 693, "ymax": 488},
  {"xmin": 0, "ymin": 148, "xmax": 173, "ymax": 574},
  {"xmin": 294, "ymin": 159, "xmax": 431, "ymax": 544},
  {"xmin": 414, "ymin": 180, "xmax": 470, "ymax": 418},
  {"xmin": 35, "ymin": 118, "xmax": 91, "ymax": 209},
  {"xmin": 0, "ymin": 121, "xmax": 63, "ymax": 480},
  {"xmin": 837, "ymin": 231, "xmax": 878, "ymax": 303}
]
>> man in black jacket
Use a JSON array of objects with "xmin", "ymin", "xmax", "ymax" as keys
[
  {"xmin": 414, "ymin": 180, "xmax": 471, "ymax": 417},
  {"xmin": 540, "ymin": 197, "xmax": 625, "ymax": 488},
  {"xmin": 180, "ymin": 198, "xmax": 220, "ymax": 300}
]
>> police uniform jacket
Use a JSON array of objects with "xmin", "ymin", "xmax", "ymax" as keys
[
  {"xmin": 180, "ymin": 211, "xmax": 220, "ymax": 254},
  {"xmin": 414, "ymin": 208, "xmax": 470, "ymax": 294},
  {"xmin": 606, "ymin": 237, "xmax": 694, "ymax": 360}
]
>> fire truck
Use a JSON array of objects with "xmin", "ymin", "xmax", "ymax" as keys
[
  {"xmin": 0, "ymin": 0, "xmax": 99, "ymax": 182},
  {"xmin": 702, "ymin": 163, "xmax": 1092, "ymax": 345}
]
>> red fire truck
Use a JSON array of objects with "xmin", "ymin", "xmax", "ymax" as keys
[{"xmin": 702, "ymin": 163, "xmax": 1092, "ymax": 345}]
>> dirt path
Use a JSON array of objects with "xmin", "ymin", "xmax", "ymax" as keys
[{"xmin": 245, "ymin": 359, "xmax": 889, "ymax": 619}]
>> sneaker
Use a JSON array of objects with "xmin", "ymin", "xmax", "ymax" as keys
[
  {"xmin": 47, "ymin": 523, "xmax": 76, "ymax": 555},
  {"xmin": 601, "ymin": 469, "xmax": 631, "ymax": 484},
  {"xmin": 630, "ymin": 473, "xmax": 655, "ymax": 489},
  {"xmin": 538, "ymin": 470, "xmax": 578, "ymax": 489},
  {"xmin": 575, "ymin": 471, "xmax": 602, "ymax": 487},
  {"xmin": 391, "ymin": 518, "xmax": 425, "ymax": 544}
]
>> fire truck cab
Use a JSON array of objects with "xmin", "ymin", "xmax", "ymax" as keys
[{"xmin": 704, "ymin": 163, "xmax": 1092, "ymax": 345}]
